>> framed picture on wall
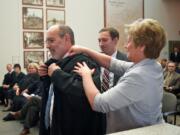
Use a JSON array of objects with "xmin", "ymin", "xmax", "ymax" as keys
[
  {"xmin": 23, "ymin": 7, "xmax": 43, "ymax": 29},
  {"xmin": 46, "ymin": 0, "xmax": 65, "ymax": 7},
  {"xmin": 46, "ymin": 9, "xmax": 65, "ymax": 29},
  {"xmin": 22, "ymin": 0, "xmax": 43, "ymax": 6},
  {"xmin": 24, "ymin": 51, "xmax": 44, "ymax": 68},
  {"xmin": 23, "ymin": 32, "xmax": 44, "ymax": 49},
  {"xmin": 104, "ymin": 0, "xmax": 144, "ymax": 52}
]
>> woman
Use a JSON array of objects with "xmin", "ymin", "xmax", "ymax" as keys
[{"xmin": 69, "ymin": 18, "xmax": 166, "ymax": 131}]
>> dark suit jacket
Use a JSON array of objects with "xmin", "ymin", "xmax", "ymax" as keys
[
  {"xmin": 170, "ymin": 52, "xmax": 180, "ymax": 63},
  {"xmin": 11, "ymin": 72, "xmax": 26, "ymax": 87},
  {"xmin": 39, "ymin": 54, "xmax": 106, "ymax": 135},
  {"xmin": 113, "ymin": 51, "xmax": 128, "ymax": 85},
  {"xmin": 164, "ymin": 71, "xmax": 180, "ymax": 91},
  {"xmin": 3, "ymin": 72, "xmax": 13, "ymax": 85},
  {"xmin": 18, "ymin": 73, "xmax": 40, "ymax": 93}
]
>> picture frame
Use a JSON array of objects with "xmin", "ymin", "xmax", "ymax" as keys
[
  {"xmin": 23, "ymin": 31, "xmax": 44, "ymax": 49},
  {"xmin": 23, "ymin": 7, "xmax": 43, "ymax": 29},
  {"xmin": 22, "ymin": 0, "xmax": 43, "ymax": 6},
  {"xmin": 24, "ymin": 51, "xmax": 44, "ymax": 68},
  {"xmin": 46, "ymin": 9, "xmax": 65, "ymax": 29},
  {"xmin": 46, "ymin": 0, "xmax": 65, "ymax": 7},
  {"xmin": 104, "ymin": 0, "xmax": 144, "ymax": 52}
]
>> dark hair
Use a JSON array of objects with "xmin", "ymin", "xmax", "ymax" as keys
[
  {"xmin": 14, "ymin": 64, "xmax": 21, "ymax": 70},
  {"xmin": 58, "ymin": 25, "xmax": 75, "ymax": 45},
  {"xmin": 99, "ymin": 27, "xmax": 119, "ymax": 40}
]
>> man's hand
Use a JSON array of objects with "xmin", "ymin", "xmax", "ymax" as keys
[
  {"xmin": 16, "ymin": 88, "xmax": 20, "ymax": 96},
  {"xmin": 2, "ymin": 84, "xmax": 9, "ymax": 89},
  {"xmin": 13, "ymin": 84, "xmax": 19, "ymax": 91},
  {"xmin": 38, "ymin": 64, "xmax": 48, "ymax": 77},
  {"xmin": 48, "ymin": 63, "xmax": 60, "ymax": 77}
]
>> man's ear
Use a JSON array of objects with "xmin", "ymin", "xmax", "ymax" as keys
[
  {"xmin": 113, "ymin": 37, "xmax": 118, "ymax": 44},
  {"xmin": 64, "ymin": 34, "xmax": 71, "ymax": 42}
]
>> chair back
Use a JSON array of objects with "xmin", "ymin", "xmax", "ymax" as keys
[{"xmin": 162, "ymin": 92, "xmax": 177, "ymax": 113}]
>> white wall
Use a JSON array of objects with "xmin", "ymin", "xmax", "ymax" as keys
[
  {"xmin": 0, "ymin": 0, "xmax": 22, "ymax": 83},
  {"xmin": 66, "ymin": 0, "xmax": 104, "ymax": 50},
  {"xmin": 144, "ymin": 0, "xmax": 180, "ymax": 58},
  {"xmin": 0, "ymin": 0, "xmax": 104, "ymax": 83},
  {"xmin": 0, "ymin": 0, "xmax": 180, "ymax": 83}
]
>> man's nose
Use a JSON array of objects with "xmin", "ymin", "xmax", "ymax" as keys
[{"xmin": 46, "ymin": 44, "xmax": 50, "ymax": 49}]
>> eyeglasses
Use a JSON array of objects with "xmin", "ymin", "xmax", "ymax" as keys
[{"xmin": 45, "ymin": 39, "xmax": 55, "ymax": 44}]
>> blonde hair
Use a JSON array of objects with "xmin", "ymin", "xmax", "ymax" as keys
[
  {"xmin": 125, "ymin": 18, "xmax": 166, "ymax": 59},
  {"xmin": 27, "ymin": 63, "xmax": 39, "ymax": 72}
]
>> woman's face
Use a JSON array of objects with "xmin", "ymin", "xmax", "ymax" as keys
[
  {"xmin": 124, "ymin": 36, "xmax": 145, "ymax": 63},
  {"xmin": 28, "ymin": 66, "xmax": 38, "ymax": 74}
]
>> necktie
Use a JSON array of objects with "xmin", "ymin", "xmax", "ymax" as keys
[
  {"xmin": 45, "ymin": 84, "xmax": 54, "ymax": 129},
  {"xmin": 101, "ymin": 69, "xmax": 110, "ymax": 92}
]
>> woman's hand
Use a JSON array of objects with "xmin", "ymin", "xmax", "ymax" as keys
[
  {"xmin": 68, "ymin": 46, "xmax": 87, "ymax": 56},
  {"xmin": 74, "ymin": 62, "xmax": 95, "ymax": 77}
]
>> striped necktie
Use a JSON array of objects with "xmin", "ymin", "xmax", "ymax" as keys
[{"xmin": 101, "ymin": 69, "xmax": 110, "ymax": 92}]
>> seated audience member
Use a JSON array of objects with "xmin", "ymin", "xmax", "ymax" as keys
[
  {"xmin": 170, "ymin": 47, "xmax": 180, "ymax": 64},
  {"xmin": 69, "ymin": 18, "xmax": 166, "ymax": 131},
  {"xmin": 3, "ymin": 64, "xmax": 26, "ymax": 111},
  {"xmin": 0, "ymin": 64, "xmax": 14, "ymax": 106},
  {"xmin": 3, "ymin": 63, "xmax": 40, "ymax": 115},
  {"xmin": 164, "ymin": 61, "xmax": 180, "ymax": 95},
  {"xmin": 5, "ymin": 82, "xmax": 43, "ymax": 135}
]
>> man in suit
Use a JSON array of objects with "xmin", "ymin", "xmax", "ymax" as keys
[
  {"xmin": 170, "ymin": 47, "xmax": 180, "ymax": 64},
  {"xmin": 3, "ymin": 64, "xmax": 26, "ymax": 111},
  {"xmin": 98, "ymin": 27, "xmax": 128, "ymax": 86},
  {"xmin": 98, "ymin": 27, "xmax": 128, "ymax": 133},
  {"xmin": 0, "ymin": 64, "xmax": 14, "ymax": 105},
  {"xmin": 38, "ymin": 25, "xmax": 106, "ymax": 135},
  {"xmin": 164, "ymin": 61, "xmax": 180, "ymax": 95}
]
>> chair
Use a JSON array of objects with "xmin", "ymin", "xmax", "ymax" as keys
[
  {"xmin": 176, "ymin": 93, "xmax": 180, "ymax": 111},
  {"xmin": 162, "ymin": 92, "xmax": 180, "ymax": 125}
]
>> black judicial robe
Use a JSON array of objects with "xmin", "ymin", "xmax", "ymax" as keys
[{"xmin": 39, "ymin": 54, "xmax": 106, "ymax": 135}]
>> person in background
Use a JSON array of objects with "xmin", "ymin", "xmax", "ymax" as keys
[
  {"xmin": 0, "ymin": 64, "xmax": 14, "ymax": 106},
  {"xmin": 98, "ymin": 27, "xmax": 128, "ymax": 87},
  {"xmin": 3, "ymin": 63, "xmax": 42, "ymax": 135},
  {"xmin": 170, "ymin": 47, "xmax": 180, "ymax": 64},
  {"xmin": 69, "ymin": 18, "xmax": 166, "ymax": 131},
  {"xmin": 160, "ymin": 58, "xmax": 168, "ymax": 73},
  {"xmin": 163, "ymin": 61, "xmax": 180, "ymax": 95},
  {"xmin": 3, "ymin": 64, "xmax": 25, "ymax": 111},
  {"xmin": 38, "ymin": 25, "xmax": 106, "ymax": 135},
  {"xmin": 98, "ymin": 27, "xmax": 128, "ymax": 133}
]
